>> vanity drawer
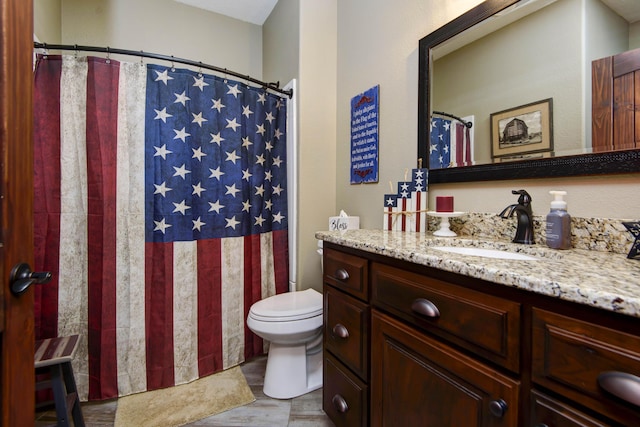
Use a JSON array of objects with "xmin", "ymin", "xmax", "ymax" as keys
[
  {"xmin": 323, "ymin": 248, "xmax": 368, "ymax": 301},
  {"xmin": 532, "ymin": 308, "xmax": 640, "ymax": 426},
  {"xmin": 530, "ymin": 390, "xmax": 607, "ymax": 427},
  {"xmin": 371, "ymin": 262, "xmax": 521, "ymax": 373},
  {"xmin": 323, "ymin": 352, "xmax": 368, "ymax": 427},
  {"xmin": 324, "ymin": 286, "xmax": 369, "ymax": 380}
]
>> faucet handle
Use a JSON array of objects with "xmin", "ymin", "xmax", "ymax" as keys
[{"xmin": 511, "ymin": 189, "xmax": 532, "ymax": 206}]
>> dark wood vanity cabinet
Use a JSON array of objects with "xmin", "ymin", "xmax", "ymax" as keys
[{"xmin": 322, "ymin": 243, "xmax": 640, "ymax": 426}]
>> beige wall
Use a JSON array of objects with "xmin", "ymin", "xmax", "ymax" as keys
[
  {"xmin": 335, "ymin": 0, "xmax": 640, "ymax": 228},
  {"xmin": 34, "ymin": 0, "xmax": 61, "ymax": 43},
  {"xmin": 265, "ymin": 0, "xmax": 338, "ymax": 291},
  {"xmin": 295, "ymin": 1, "xmax": 337, "ymax": 290},
  {"xmin": 263, "ymin": 0, "xmax": 299, "ymax": 86},
  {"xmin": 631, "ymin": 22, "xmax": 640, "ymax": 49},
  {"xmin": 37, "ymin": 0, "xmax": 263, "ymax": 77}
]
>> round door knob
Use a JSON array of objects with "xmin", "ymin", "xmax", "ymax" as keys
[
  {"xmin": 9, "ymin": 263, "xmax": 52, "ymax": 296},
  {"xmin": 489, "ymin": 399, "xmax": 508, "ymax": 418}
]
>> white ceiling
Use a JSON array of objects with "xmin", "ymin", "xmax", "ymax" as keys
[
  {"xmin": 174, "ymin": 0, "xmax": 278, "ymax": 25},
  {"xmin": 602, "ymin": 0, "xmax": 640, "ymax": 23}
]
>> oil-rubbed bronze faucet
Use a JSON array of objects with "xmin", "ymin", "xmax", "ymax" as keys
[{"xmin": 498, "ymin": 189, "xmax": 534, "ymax": 244}]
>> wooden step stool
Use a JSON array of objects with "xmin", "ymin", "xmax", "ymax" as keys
[{"xmin": 35, "ymin": 335, "xmax": 85, "ymax": 427}]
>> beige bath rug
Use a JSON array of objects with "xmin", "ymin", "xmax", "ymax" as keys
[{"xmin": 114, "ymin": 366, "xmax": 255, "ymax": 427}]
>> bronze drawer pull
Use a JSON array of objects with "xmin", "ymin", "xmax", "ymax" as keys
[
  {"xmin": 597, "ymin": 371, "xmax": 640, "ymax": 407},
  {"xmin": 332, "ymin": 323, "xmax": 349, "ymax": 339},
  {"xmin": 488, "ymin": 398, "xmax": 508, "ymax": 418},
  {"xmin": 411, "ymin": 298, "xmax": 440, "ymax": 318},
  {"xmin": 334, "ymin": 268, "xmax": 349, "ymax": 281},
  {"xmin": 332, "ymin": 394, "xmax": 349, "ymax": 413}
]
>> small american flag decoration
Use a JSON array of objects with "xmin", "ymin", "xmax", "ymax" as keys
[{"xmin": 383, "ymin": 168, "xmax": 428, "ymax": 232}]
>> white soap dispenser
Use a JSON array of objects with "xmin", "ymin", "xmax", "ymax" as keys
[{"xmin": 546, "ymin": 191, "xmax": 571, "ymax": 249}]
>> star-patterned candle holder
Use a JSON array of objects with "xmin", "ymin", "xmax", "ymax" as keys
[{"xmin": 623, "ymin": 221, "xmax": 640, "ymax": 260}]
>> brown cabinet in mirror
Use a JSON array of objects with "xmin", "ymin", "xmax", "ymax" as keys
[
  {"xmin": 418, "ymin": 0, "xmax": 640, "ymax": 183},
  {"xmin": 593, "ymin": 47, "xmax": 640, "ymax": 153}
]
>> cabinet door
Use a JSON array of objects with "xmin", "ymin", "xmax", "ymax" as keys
[{"xmin": 371, "ymin": 311, "xmax": 520, "ymax": 427}]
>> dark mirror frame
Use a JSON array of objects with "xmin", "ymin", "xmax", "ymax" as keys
[{"xmin": 418, "ymin": 0, "xmax": 640, "ymax": 184}]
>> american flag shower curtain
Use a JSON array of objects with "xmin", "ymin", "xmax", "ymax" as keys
[{"xmin": 33, "ymin": 54, "xmax": 289, "ymax": 400}]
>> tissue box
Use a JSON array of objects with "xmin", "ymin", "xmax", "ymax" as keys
[{"xmin": 329, "ymin": 216, "xmax": 360, "ymax": 231}]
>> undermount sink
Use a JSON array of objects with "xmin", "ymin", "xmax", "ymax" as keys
[{"xmin": 431, "ymin": 246, "xmax": 540, "ymax": 261}]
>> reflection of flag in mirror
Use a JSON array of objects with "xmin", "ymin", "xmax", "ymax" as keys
[
  {"xmin": 429, "ymin": 117, "xmax": 473, "ymax": 168},
  {"xmin": 430, "ymin": 117, "xmax": 451, "ymax": 168}
]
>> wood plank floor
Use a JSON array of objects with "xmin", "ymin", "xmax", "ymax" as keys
[{"xmin": 35, "ymin": 355, "xmax": 335, "ymax": 426}]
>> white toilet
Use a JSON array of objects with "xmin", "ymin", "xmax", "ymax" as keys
[{"xmin": 247, "ymin": 287, "xmax": 324, "ymax": 399}]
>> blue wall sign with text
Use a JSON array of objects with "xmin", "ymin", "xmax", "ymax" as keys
[{"xmin": 350, "ymin": 85, "xmax": 379, "ymax": 184}]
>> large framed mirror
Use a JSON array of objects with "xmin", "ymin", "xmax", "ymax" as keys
[{"xmin": 418, "ymin": 0, "xmax": 640, "ymax": 183}]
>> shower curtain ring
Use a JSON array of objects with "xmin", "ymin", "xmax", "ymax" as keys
[
  {"xmin": 223, "ymin": 68, "xmax": 228, "ymax": 83},
  {"xmin": 106, "ymin": 46, "xmax": 111, "ymax": 64},
  {"xmin": 140, "ymin": 50, "xmax": 144, "ymax": 67},
  {"xmin": 74, "ymin": 44, "xmax": 78, "ymax": 58},
  {"xmin": 198, "ymin": 61, "xmax": 203, "ymax": 77},
  {"xmin": 171, "ymin": 55, "xmax": 175, "ymax": 72}
]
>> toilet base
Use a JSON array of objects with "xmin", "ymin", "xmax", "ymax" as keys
[{"xmin": 262, "ymin": 341, "xmax": 323, "ymax": 399}]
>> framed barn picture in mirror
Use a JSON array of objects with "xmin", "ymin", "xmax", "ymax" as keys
[{"xmin": 490, "ymin": 98, "xmax": 553, "ymax": 159}]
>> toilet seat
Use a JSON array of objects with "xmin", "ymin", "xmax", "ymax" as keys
[{"xmin": 249, "ymin": 288, "xmax": 322, "ymax": 322}]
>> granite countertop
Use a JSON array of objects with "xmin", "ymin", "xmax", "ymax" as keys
[{"xmin": 315, "ymin": 229, "xmax": 640, "ymax": 319}]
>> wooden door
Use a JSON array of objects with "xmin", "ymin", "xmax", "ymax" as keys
[
  {"xmin": 371, "ymin": 311, "xmax": 520, "ymax": 427},
  {"xmin": 592, "ymin": 47, "xmax": 640, "ymax": 152},
  {"xmin": 0, "ymin": 0, "xmax": 36, "ymax": 425}
]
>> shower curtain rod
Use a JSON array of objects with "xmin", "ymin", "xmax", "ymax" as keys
[
  {"xmin": 34, "ymin": 42, "xmax": 293, "ymax": 98},
  {"xmin": 432, "ymin": 110, "xmax": 473, "ymax": 128}
]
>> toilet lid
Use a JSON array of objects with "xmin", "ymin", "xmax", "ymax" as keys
[{"xmin": 249, "ymin": 288, "xmax": 323, "ymax": 321}]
